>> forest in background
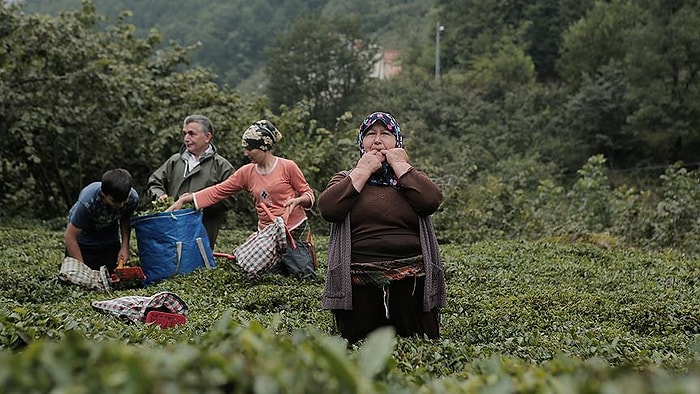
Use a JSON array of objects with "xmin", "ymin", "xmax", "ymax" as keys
[
  {"xmin": 1, "ymin": 3, "xmax": 698, "ymax": 391},
  {"xmin": 2, "ymin": 0, "xmax": 699, "ymax": 254},
  {"xmin": 18, "ymin": 0, "xmax": 432, "ymax": 93}
]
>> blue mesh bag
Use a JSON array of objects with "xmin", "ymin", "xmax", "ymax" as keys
[{"xmin": 132, "ymin": 208, "xmax": 215, "ymax": 285}]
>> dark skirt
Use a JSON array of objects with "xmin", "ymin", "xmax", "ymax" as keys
[{"xmin": 332, "ymin": 276, "xmax": 440, "ymax": 344}]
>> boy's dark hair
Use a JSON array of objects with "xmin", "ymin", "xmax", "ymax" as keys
[{"xmin": 101, "ymin": 168, "xmax": 133, "ymax": 202}]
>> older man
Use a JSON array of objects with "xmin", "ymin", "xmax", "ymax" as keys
[{"xmin": 148, "ymin": 115, "xmax": 235, "ymax": 248}]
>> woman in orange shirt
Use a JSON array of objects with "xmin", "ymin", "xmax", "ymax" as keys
[{"xmin": 168, "ymin": 120, "xmax": 316, "ymax": 278}]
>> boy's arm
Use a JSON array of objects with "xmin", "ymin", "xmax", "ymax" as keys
[
  {"xmin": 64, "ymin": 223, "xmax": 84, "ymax": 263},
  {"xmin": 118, "ymin": 216, "xmax": 131, "ymax": 264}
]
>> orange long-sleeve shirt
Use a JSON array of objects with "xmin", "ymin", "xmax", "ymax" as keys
[{"xmin": 193, "ymin": 157, "xmax": 314, "ymax": 230}]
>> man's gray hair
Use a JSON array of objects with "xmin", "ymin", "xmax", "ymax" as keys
[{"xmin": 184, "ymin": 114, "xmax": 215, "ymax": 135}]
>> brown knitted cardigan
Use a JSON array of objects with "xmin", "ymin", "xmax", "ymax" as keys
[{"xmin": 322, "ymin": 213, "xmax": 447, "ymax": 312}]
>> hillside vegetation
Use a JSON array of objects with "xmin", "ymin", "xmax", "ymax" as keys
[
  {"xmin": 4, "ymin": 1, "xmax": 699, "ymax": 230},
  {"xmin": 17, "ymin": 0, "xmax": 431, "ymax": 92},
  {"xmin": 0, "ymin": 221, "xmax": 698, "ymax": 392},
  {"xmin": 2, "ymin": 2, "xmax": 699, "ymax": 391}
]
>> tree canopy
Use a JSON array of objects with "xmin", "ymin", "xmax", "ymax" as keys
[
  {"xmin": 5, "ymin": 0, "xmax": 700, "ymax": 237},
  {"xmin": 0, "ymin": 2, "xmax": 332, "ymax": 220},
  {"xmin": 264, "ymin": 13, "xmax": 378, "ymax": 127}
]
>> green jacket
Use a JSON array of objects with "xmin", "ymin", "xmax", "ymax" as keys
[{"xmin": 147, "ymin": 145, "xmax": 235, "ymax": 246}]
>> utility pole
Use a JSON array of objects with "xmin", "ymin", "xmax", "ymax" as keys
[{"xmin": 435, "ymin": 22, "xmax": 445, "ymax": 85}]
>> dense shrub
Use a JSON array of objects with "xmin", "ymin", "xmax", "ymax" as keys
[
  {"xmin": 434, "ymin": 155, "xmax": 700, "ymax": 257},
  {"xmin": 1, "ymin": 224, "xmax": 698, "ymax": 392}
]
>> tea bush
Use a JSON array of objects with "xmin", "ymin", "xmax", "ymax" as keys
[
  {"xmin": 0, "ymin": 221, "xmax": 698, "ymax": 392},
  {"xmin": 434, "ymin": 155, "xmax": 700, "ymax": 258}
]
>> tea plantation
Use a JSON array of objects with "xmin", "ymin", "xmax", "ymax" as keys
[{"xmin": 0, "ymin": 219, "xmax": 698, "ymax": 393}]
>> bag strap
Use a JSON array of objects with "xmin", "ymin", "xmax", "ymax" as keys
[
  {"xmin": 287, "ymin": 229, "xmax": 297, "ymax": 249},
  {"xmin": 306, "ymin": 227, "xmax": 318, "ymax": 269},
  {"xmin": 172, "ymin": 241, "xmax": 183, "ymax": 276},
  {"xmin": 259, "ymin": 202, "xmax": 296, "ymax": 249},
  {"xmin": 259, "ymin": 202, "xmax": 277, "ymax": 222},
  {"xmin": 306, "ymin": 227, "xmax": 313, "ymax": 243},
  {"xmin": 195, "ymin": 237, "xmax": 213, "ymax": 269}
]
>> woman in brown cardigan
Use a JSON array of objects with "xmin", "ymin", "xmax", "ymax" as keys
[{"xmin": 318, "ymin": 111, "xmax": 446, "ymax": 344}]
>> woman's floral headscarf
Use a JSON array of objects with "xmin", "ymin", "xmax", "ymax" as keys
[
  {"xmin": 242, "ymin": 120, "xmax": 282, "ymax": 151},
  {"xmin": 357, "ymin": 111, "xmax": 403, "ymax": 188}
]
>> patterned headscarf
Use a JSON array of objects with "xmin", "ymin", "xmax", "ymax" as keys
[
  {"xmin": 357, "ymin": 111, "xmax": 403, "ymax": 188},
  {"xmin": 241, "ymin": 120, "xmax": 282, "ymax": 151}
]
